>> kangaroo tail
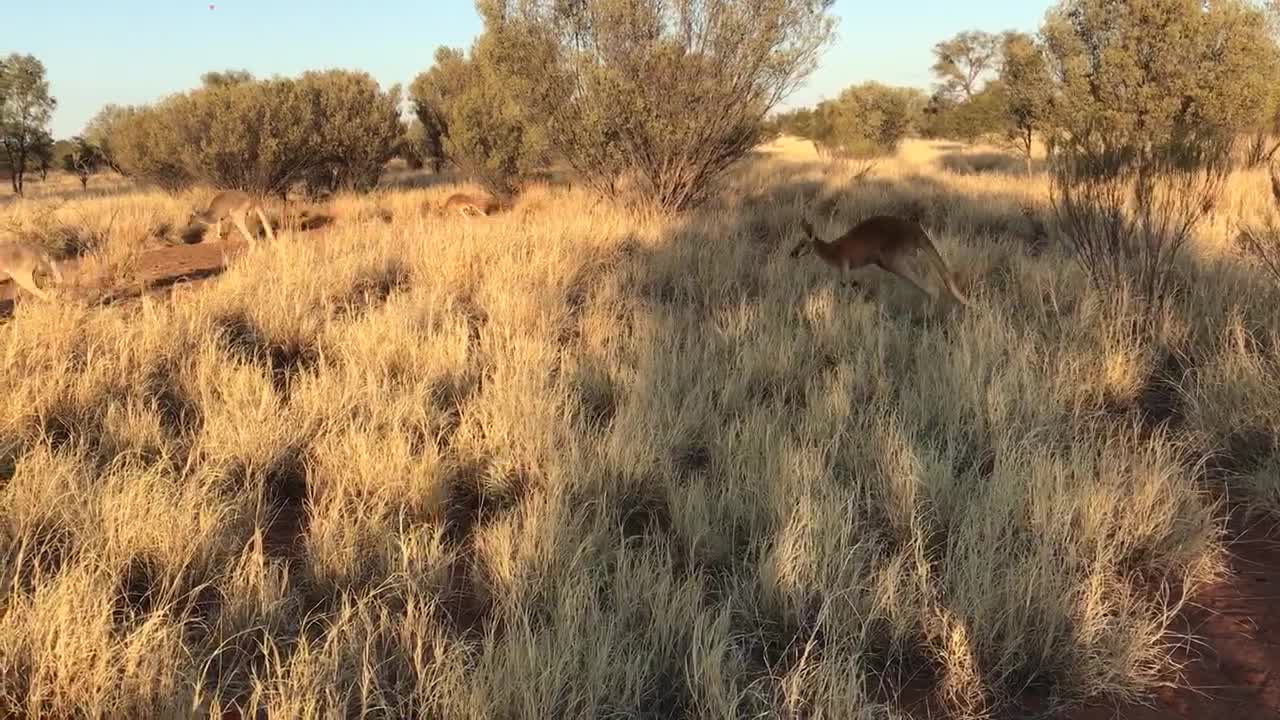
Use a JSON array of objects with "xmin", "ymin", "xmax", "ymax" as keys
[{"xmin": 919, "ymin": 233, "xmax": 969, "ymax": 306}]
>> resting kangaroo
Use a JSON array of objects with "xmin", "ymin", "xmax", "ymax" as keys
[
  {"xmin": 790, "ymin": 215, "xmax": 969, "ymax": 306},
  {"xmin": 188, "ymin": 190, "xmax": 277, "ymax": 247},
  {"xmin": 442, "ymin": 192, "xmax": 501, "ymax": 218},
  {"xmin": 0, "ymin": 240, "xmax": 64, "ymax": 301}
]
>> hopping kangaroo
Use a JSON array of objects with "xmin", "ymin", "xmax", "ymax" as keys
[
  {"xmin": 442, "ymin": 192, "xmax": 501, "ymax": 218},
  {"xmin": 790, "ymin": 215, "xmax": 969, "ymax": 306},
  {"xmin": 0, "ymin": 241, "xmax": 64, "ymax": 301},
  {"xmin": 189, "ymin": 190, "xmax": 277, "ymax": 247}
]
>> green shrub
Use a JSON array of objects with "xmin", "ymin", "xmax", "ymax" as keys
[
  {"xmin": 1043, "ymin": 0, "xmax": 1274, "ymax": 311},
  {"xmin": 410, "ymin": 43, "xmax": 548, "ymax": 196},
  {"xmin": 97, "ymin": 71, "xmax": 400, "ymax": 197},
  {"xmin": 298, "ymin": 70, "xmax": 402, "ymax": 194},
  {"xmin": 811, "ymin": 82, "xmax": 924, "ymax": 159},
  {"xmin": 476, "ymin": 0, "xmax": 837, "ymax": 210}
]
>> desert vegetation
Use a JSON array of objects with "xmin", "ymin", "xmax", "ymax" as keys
[{"xmin": 3, "ymin": 0, "xmax": 1280, "ymax": 718}]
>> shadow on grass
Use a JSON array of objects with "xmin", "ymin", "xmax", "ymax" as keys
[
  {"xmin": 938, "ymin": 149, "xmax": 1046, "ymax": 177},
  {"xmin": 548, "ymin": 158, "xmax": 1279, "ymax": 718}
]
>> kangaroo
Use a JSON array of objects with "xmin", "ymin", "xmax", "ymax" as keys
[
  {"xmin": 0, "ymin": 240, "xmax": 64, "ymax": 301},
  {"xmin": 442, "ymin": 192, "xmax": 501, "ymax": 218},
  {"xmin": 188, "ymin": 190, "xmax": 277, "ymax": 247},
  {"xmin": 790, "ymin": 215, "xmax": 969, "ymax": 306}
]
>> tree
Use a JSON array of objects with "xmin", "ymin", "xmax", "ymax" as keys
[
  {"xmin": 809, "ymin": 82, "xmax": 923, "ymax": 159},
  {"xmin": 30, "ymin": 129, "xmax": 54, "ymax": 181},
  {"xmin": 297, "ymin": 69, "xmax": 402, "ymax": 194},
  {"xmin": 1042, "ymin": 0, "xmax": 1275, "ymax": 311},
  {"xmin": 408, "ymin": 47, "xmax": 465, "ymax": 174},
  {"xmin": 410, "ymin": 43, "xmax": 547, "ymax": 196},
  {"xmin": 477, "ymin": 0, "xmax": 838, "ymax": 210},
  {"xmin": 60, "ymin": 136, "xmax": 105, "ymax": 190},
  {"xmin": 0, "ymin": 54, "xmax": 57, "ymax": 196},
  {"xmin": 998, "ymin": 31, "xmax": 1052, "ymax": 174},
  {"xmin": 200, "ymin": 69, "xmax": 254, "ymax": 88},
  {"xmin": 931, "ymin": 30, "xmax": 1000, "ymax": 101}
]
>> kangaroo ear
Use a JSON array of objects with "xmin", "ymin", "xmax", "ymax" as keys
[{"xmin": 799, "ymin": 219, "xmax": 816, "ymax": 238}]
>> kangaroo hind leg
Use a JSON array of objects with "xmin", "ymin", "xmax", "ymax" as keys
[
  {"xmin": 231, "ymin": 209, "xmax": 257, "ymax": 248},
  {"xmin": 254, "ymin": 206, "xmax": 277, "ymax": 243},
  {"xmin": 880, "ymin": 253, "xmax": 936, "ymax": 302}
]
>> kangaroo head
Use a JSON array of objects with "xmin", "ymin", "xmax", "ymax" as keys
[
  {"xmin": 189, "ymin": 207, "xmax": 217, "ymax": 225},
  {"xmin": 790, "ymin": 219, "xmax": 819, "ymax": 258}
]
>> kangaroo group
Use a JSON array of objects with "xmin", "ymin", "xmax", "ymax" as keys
[{"xmin": 3, "ymin": 183, "xmax": 971, "ymax": 313}]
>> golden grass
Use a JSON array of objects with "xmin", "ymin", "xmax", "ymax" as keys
[{"xmin": 1, "ymin": 139, "xmax": 1278, "ymax": 718}]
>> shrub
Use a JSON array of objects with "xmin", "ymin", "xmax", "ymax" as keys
[
  {"xmin": 920, "ymin": 84, "xmax": 1009, "ymax": 144},
  {"xmin": 174, "ymin": 78, "xmax": 319, "ymax": 196},
  {"xmin": 478, "ymin": 0, "xmax": 838, "ymax": 210},
  {"xmin": 811, "ymin": 82, "xmax": 923, "ymax": 160},
  {"xmin": 765, "ymin": 108, "xmax": 819, "ymax": 141},
  {"xmin": 410, "ymin": 42, "xmax": 548, "ymax": 197},
  {"xmin": 83, "ymin": 103, "xmax": 130, "ymax": 174},
  {"xmin": 407, "ymin": 48, "xmax": 461, "ymax": 175},
  {"xmin": 97, "ymin": 71, "xmax": 401, "ymax": 197},
  {"xmin": 107, "ymin": 101, "xmax": 193, "ymax": 193},
  {"xmin": 297, "ymin": 70, "xmax": 402, "ymax": 194},
  {"xmin": 1238, "ymin": 164, "xmax": 1280, "ymax": 284},
  {"xmin": 1043, "ymin": 0, "xmax": 1274, "ymax": 312}
]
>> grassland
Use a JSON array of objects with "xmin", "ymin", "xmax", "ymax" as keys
[{"xmin": 1, "ymin": 138, "xmax": 1279, "ymax": 718}]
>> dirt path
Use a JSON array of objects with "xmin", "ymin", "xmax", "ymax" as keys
[
  {"xmin": 1071, "ymin": 514, "xmax": 1280, "ymax": 719},
  {"xmin": 0, "ymin": 238, "xmax": 241, "ymax": 318}
]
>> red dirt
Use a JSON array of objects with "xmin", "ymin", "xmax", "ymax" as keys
[
  {"xmin": 0, "ymin": 238, "xmax": 242, "ymax": 317},
  {"xmin": 891, "ymin": 514, "xmax": 1280, "ymax": 719},
  {"xmin": 1070, "ymin": 514, "xmax": 1280, "ymax": 720}
]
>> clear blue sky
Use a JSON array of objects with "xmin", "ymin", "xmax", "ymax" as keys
[{"xmin": 13, "ymin": 0, "xmax": 1052, "ymax": 139}]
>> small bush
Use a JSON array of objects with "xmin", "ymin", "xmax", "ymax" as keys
[
  {"xmin": 106, "ymin": 102, "xmax": 193, "ymax": 194},
  {"xmin": 298, "ymin": 70, "xmax": 403, "ymax": 195},
  {"xmin": 1238, "ymin": 165, "xmax": 1280, "ymax": 284},
  {"xmin": 810, "ymin": 82, "xmax": 924, "ymax": 160}
]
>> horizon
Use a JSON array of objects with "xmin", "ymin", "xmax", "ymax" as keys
[{"xmin": 14, "ymin": 0, "xmax": 1050, "ymax": 139}]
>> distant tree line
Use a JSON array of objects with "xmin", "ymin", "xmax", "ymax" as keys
[{"xmin": 764, "ymin": 1, "xmax": 1280, "ymax": 177}]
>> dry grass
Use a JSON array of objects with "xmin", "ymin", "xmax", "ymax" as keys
[{"xmin": 0, "ymin": 139, "xmax": 1277, "ymax": 718}]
